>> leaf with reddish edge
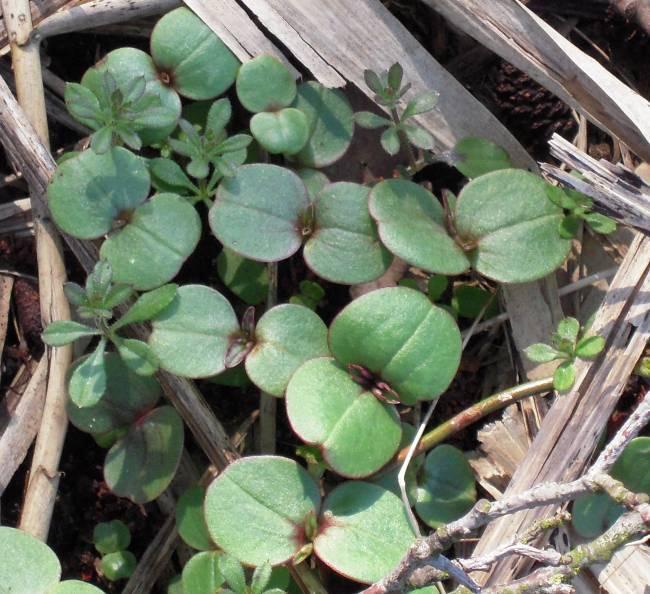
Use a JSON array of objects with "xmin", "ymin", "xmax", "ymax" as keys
[
  {"xmin": 204, "ymin": 456, "xmax": 320, "ymax": 566},
  {"xmin": 245, "ymin": 304, "xmax": 330, "ymax": 397},
  {"xmin": 329, "ymin": 287, "xmax": 461, "ymax": 405},
  {"xmin": 314, "ymin": 482, "xmax": 415, "ymax": 584},
  {"xmin": 209, "ymin": 164, "xmax": 310, "ymax": 263},
  {"xmin": 66, "ymin": 352, "xmax": 161, "ymax": 435},
  {"xmin": 285, "ymin": 357, "xmax": 401, "ymax": 478},
  {"xmin": 104, "ymin": 405, "xmax": 184, "ymax": 503}
]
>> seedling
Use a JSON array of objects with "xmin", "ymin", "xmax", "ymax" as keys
[
  {"xmin": 525, "ymin": 316, "xmax": 606, "ymax": 391},
  {"xmin": 93, "ymin": 520, "xmax": 131, "ymax": 555}
]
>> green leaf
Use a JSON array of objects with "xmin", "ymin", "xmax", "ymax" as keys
[
  {"xmin": 64, "ymin": 82, "xmax": 101, "ymax": 125},
  {"xmin": 402, "ymin": 92, "xmax": 438, "ymax": 119},
  {"xmin": 218, "ymin": 555, "xmax": 246, "ymax": 593},
  {"xmin": 100, "ymin": 551, "xmax": 137, "ymax": 581},
  {"xmin": 100, "ymin": 193, "xmax": 201, "ymax": 291},
  {"xmin": 0, "ymin": 527, "xmax": 61, "ymax": 594},
  {"xmin": 102, "ymin": 284, "xmax": 134, "ymax": 310},
  {"xmin": 380, "ymin": 126, "xmax": 400, "ymax": 155},
  {"xmin": 557, "ymin": 317, "xmax": 580, "ymax": 343},
  {"xmin": 427, "ymin": 275, "xmax": 448, "ymax": 302},
  {"xmin": 90, "ymin": 126, "xmax": 114, "ymax": 154},
  {"xmin": 250, "ymin": 108, "xmax": 310, "ymax": 155},
  {"xmin": 451, "ymin": 285, "xmax": 497, "ymax": 319},
  {"xmin": 204, "ymin": 456, "xmax": 320, "ymax": 566},
  {"xmin": 42, "ymin": 320, "xmax": 99, "ymax": 346},
  {"xmin": 151, "ymin": 7, "xmax": 239, "ymax": 100},
  {"xmin": 182, "ymin": 551, "xmax": 225, "ymax": 594},
  {"xmin": 635, "ymin": 356, "xmax": 650, "ymax": 377},
  {"xmin": 63, "ymin": 282, "xmax": 87, "ymax": 306},
  {"xmin": 236, "ymin": 55, "xmax": 296, "ymax": 113},
  {"xmin": 176, "ymin": 486, "xmax": 214, "ymax": 551},
  {"xmin": 313, "ymin": 482, "xmax": 415, "ymax": 584},
  {"xmin": 292, "ymin": 82, "xmax": 355, "ymax": 168},
  {"xmin": 454, "ymin": 170, "xmax": 571, "ymax": 283},
  {"xmin": 402, "ymin": 123, "xmax": 434, "ymax": 150},
  {"xmin": 209, "ymin": 164, "xmax": 310, "ymax": 262},
  {"xmin": 149, "ymin": 158, "xmax": 197, "ymax": 195},
  {"xmin": 451, "ymin": 137, "xmax": 512, "ymax": 178},
  {"xmin": 610, "ymin": 436, "xmax": 650, "ymax": 494},
  {"xmin": 245, "ymin": 304, "xmax": 329, "ymax": 397},
  {"xmin": 363, "ymin": 69, "xmax": 384, "ymax": 95},
  {"xmin": 582, "ymin": 211, "xmax": 617, "ymax": 235},
  {"xmin": 93, "ymin": 520, "xmax": 131, "ymax": 555},
  {"xmin": 369, "ymin": 179, "xmax": 469, "ymax": 276},
  {"xmin": 387, "ymin": 63, "xmax": 403, "ymax": 91},
  {"xmin": 105, "ymin": 405, "xmax": 184, "ymax": 503},
  {"xmin": 113, "ymin": 337, "xmax": 159, "ymax": 376},
  {"xmin": 286, "ymin": 358, "xmax": 402, "ymax": 478},
  {"xmin": 572, "ymin": 493, "xmax": 624, "ymax": 539},
  {"xmin": 148, "ymin": 284, "xmax": 239, "ymax": 378},
  {"xmin": 575, "ymin": 335, "xmax": 605, "ymax": 359},
  {"xmin": 329, "ymin": 287, "xmax": 462, "ymax": 405},
  {"xmin": 553, "ymin": 361, "xmax": 576, "ymax": 392},
  {"xmin": 68, "ymin": 339, "xmax": 108, "ymax": 407},
  {"xmin": 354, "ymin": 111, "xmax": 390, "ymax": 129},
  {"xmin": 415, "ymin": 445, "xmax": 476, "ymax": 528},
  {"xmin": 304, "ymin": 182, "xmax": 392, "ymax": 284},
  {"xmin": 113, "ymin": 284, "xmax": 178, "ymax": 331},
  {"xmin": 217, "ymin": 248, "xmax": 269, "ymax": 305},
  {"xmin": 66, "ymin": 352, "xmax": 161, "ymax": 434},
  {"xmin": 251, "ymin": 562, "xmax": 273, "ymax": 594},
  {"xmin": 206, "ymin": 98, "xmax": 232, "ymax": 136},
  {"xmin": 524, "ymin": 343, "xmax": 564, "ymax": 363},
  {"xmin": 48, "ymin": 147, "xmax": 150, "ymax": 239},
  {"xmin": 296, "ymin": 168, "xmax": 330, "ymax": 201},
  {"xmin": 558, "ymin": 214, "xmax": 581, "ymax": 238},
  {"xmin": 86, "ymin": 260, "xmax": 114, "ymax": 304}
]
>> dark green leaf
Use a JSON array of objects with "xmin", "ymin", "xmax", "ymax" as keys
[
  {"xmin": 354, "ymin": 111, "xmax": 390, "ymax": 129},
  {"xmin": 176, "ymin": 486, "xmax": 214, "ymax": 551},
  {"xmin": 42, "ymin": 321, "xmax": 99, "ymax": 346},
  {"xmin": 380, "ymin": 126, "xmax": 400, "ymax": 155},
  {"xmin": 582, "ymin": 211, "xmax": 617, "ymax": 235},
  {"xmin": 451, "ymin": 137, "xmax": 512, "ymax": 178},
  {"xmin": 100, "ymin": 551, "xmax": 137, "ymax": 581},
  {"xmin": 558, "ymin": 214, "xmax": 581, "ymax": 239},
  {"xmin": 93, "ymin": 520, "xmax": 131, "ymax": 555},
  {"xmin": 113, "ymin": 284, "xmax": 177, "ymax": 330},
  {"xmin": 402, "ymin": 92, "xmax": 438, "ymax": 119},
  {"xmin": 113, "ymin": 337, "xmax": 159, "ymax": 376}
]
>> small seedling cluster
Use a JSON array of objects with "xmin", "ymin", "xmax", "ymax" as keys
[
  {"xmin": 6, "ymin": 5, "xmax": 635, "ymax": 593},
  {"xmin": 93, "ymin": 520, "xmax": 137, "ymax": 582}
]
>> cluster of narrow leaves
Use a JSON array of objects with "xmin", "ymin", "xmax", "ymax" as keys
[
  {"xmin": 572, "ymin": 437, "xmax": 650, "ymax": 538},
  {"xmin": 0, "ymin": 527, "xmax": 106, "ymax": 594},
  {"xmin": 93, "ymin": 520, "xmax": 137, "ymax": 582},
  {"xmin": 525, "ymin": 316, "xmax": 606, "ymax": 391}
]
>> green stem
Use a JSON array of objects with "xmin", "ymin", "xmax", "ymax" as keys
[
  {"xmin": 395, "ymin": 377, "xmax": 554, "ymax": 463},
  {"xmin": 290, "ymin": 562, "xmax": 329, "ymax": 594},
  {"xmin": 390, "ymin": 106, "xmax": 418, "ymax": 172}
]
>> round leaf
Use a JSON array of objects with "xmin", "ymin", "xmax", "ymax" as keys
[
  {"xmin": 104, "ymin": 405, "xmax": 184, "ymax": 503},
  {"xmin": 611, "ymin": 437, "xmax": 650, "ymax": 494},
  {"xmin": 286, "ymin": 358, "xmax": 401, "ymax": 478},
  {"xmin": 100, "ymin": 193, "xmax": 201, "ymax": 291},
  {"xmin": 304, "ymin": 182, "xmax": 392, "ymax": 284},
  {"xmin": 572, "ymin": 493, "xmax": 624, "ymax": 539},
  {"xmin": 329, "ymin": 287, "xmax": 462, "ymax": 405},
  {"xmin": 209, "ymin": 164, "xmax": 310, "ymax": 262},
  {"xmin": 151, "ymin": 7, "xmax": 239, "ymax": 100},
  {"xmin": 182, "ymin": 551, "xmax": 224, "ymax": 594},
  {"xmin": 67, "ymin": 352, "xmax": 161, "ymax": 434},
  {"xmin": 100, "ymin": 551, "xmax": 137, "ymax": 581},
  {"xmin": 250, "ymin": 108, "xmax": 310, "ymax": 155},
  {"xmin": 0, "ymin": 527, "xmax": 61, "ymax": 594},
  {"xmin": 93, "ymin": 520, "xmax": 131, "ymax": 554},
  {"xmin": 292, "ymin": 82, "xmax": 354, "ymax": 168},
  {"xmin": 415, "ymin": 445, "xmax": 477, "ymax": 528},
  {"xmin": 246, "ymin": 304, "xmax": 330, "ymax": 397},
  {"xmin": 553, "ymin": 361, "xmax": 576, "ymax": 392},
  {"xmin": 176, "ymin": 486, "xmax": 214, "ymax": 551},
  {"xmin": 48, "ymin": 147, "xmax": 150, "ymax": 239},
  {"xmin": 314, "ymin": 482, "xmax": 414, "ymax": 584},
  {"xmin": 236, "ymin": 55, "xmax": 296, "ymax": 113},
  {"xmin": 452, "ymin": 137, "xmax": 512, "ymax": 178},
  {"xmin": 149, "ymin": 284, "xmax": 239, "ymax": 378},
  {"xmin": 454, "ymin": 170, "xmax": 571, "ymax": 283},
  {"xmin": 205, "ymin": 456, "xmax": 320, "ymax": 566},
  {"xmin": 369, "ymin": 180, "xmax": 469, "ymax": 275}
]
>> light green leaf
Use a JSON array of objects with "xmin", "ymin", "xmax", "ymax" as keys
[
  {"xmin": 582, "ymin": 212, "xmax": 616, "ymax": 235},
  {"xmin": 402, "ymin": 92, "xmax": 438, "ymax": 119},
  {"xmin": 304, "ymin": 182, "xmax": 392, "ymax": 284},
  {"xmin": 68, "ymin": 339, "xmax": 107, "ymax": 407},
  {"xmin": 575, "ymin": 336, "xmax": 605, "ymax": 359},
  {"xmin": 182, "ymin": 551, "xmax": 224, "ymax": 594},
  {"xmin": 204, "ymin": 456, "xmax": 320, "ymax": 566},
  {"xmin": 100, "ymin": 551, "xmax": 137, "ymax": 581},
  {"xmin": 113, "ymin": 284, "xmax": 178, "ymax": 330},
  {"xmin": 557, "ymin": 317, "xmax": 580, "ymax": 343},
  {"xmin": 236, "ymin": 55, "xmax": 296, "ymax": 113},
  {"xmin": 402, "ymin": 123, "xmax": 434, "ymax": 150},
  {"xmin": 553, "ymin": 361, "xmax": 576, "ymax": 392},
  {"xmin": 451, "ymin": 137, "xmax": 512, "ymax": 178},
  {"xmin": 50, "ymin": 581, "xmax": 106, "ymax": 594},
  {"xmin": 354, "ymin": 111, "xmax": 390, "ymax": 129},
  {"xmin": 524, "ymin": 343, "xmax": 564, "ymax": 363},
  {"xmin": 218, "ymin": 555, "xmax": 246, "ymax": 593},
  {"xmin": 217, "ymin": 248, "xmax": 269, "ymax": 305},
  {"xmin": 251, "ymin": 562, "xmax": 273, "ymax": 594},
  {"xmin": 176, "ymin": 486, "xmax": 214, "ymax": 551},
  {"xmin": 250, "ymin": 108, "xmax": 310, "ymax": 155},
  {"xmin": 42, "ymin": 321, "xmax": 99, "ymax": 346},
  {"xmin": 380, "ymin": 127, "xmax": 400, "ymax": 155},
  {"xmin": 246, "ymin": 304, "xmax": 329, "ymax": 397},
  {"xmin": 148, "ymin": 285, "xmax": 239, "ymax": 378},
  {"xmin": 93, "ymin": 520, "xmax": 131, "ymax": 555},
  {"xmin": 113, "ymin": 337, "xmax": 159, "ymax": 376},
  {"xmin": 151, "ymin": 7, "xmax": 239, "ymax": 100}
]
